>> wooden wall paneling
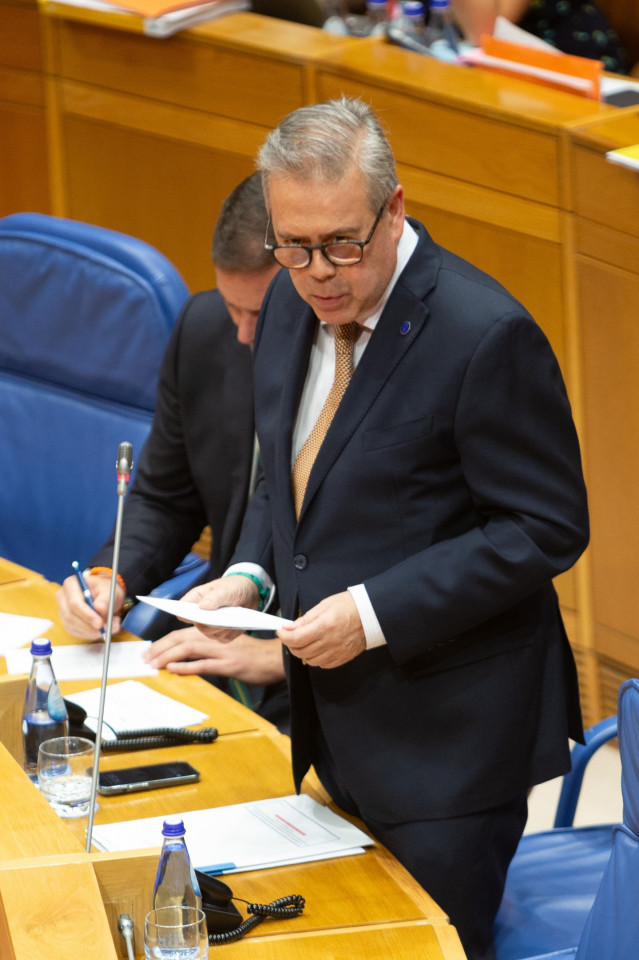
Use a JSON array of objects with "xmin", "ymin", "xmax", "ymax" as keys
[
  {"xmin": 577, "ymin": 257, "xmax": 639, "ymax": 646},
  {"xmin": 0, "ymin": 0, "xmax": 50, "ymax": 214},
  {"xmin": 569, "ymin": 110, "xmax": 639, "ymax": 718}
]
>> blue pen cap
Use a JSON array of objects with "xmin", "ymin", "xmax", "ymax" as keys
[
  {"xmin": 30, "ymin": 639, "xmax": 53, "ymax": 657},
  {"xmin": 162, "ymin": 817, "xmax": 186, "ymax": 837}
]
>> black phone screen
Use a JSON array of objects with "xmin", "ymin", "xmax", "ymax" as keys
[{"xmin": 98, "ymin": 761, "xmax": 200, "ymax": 794}]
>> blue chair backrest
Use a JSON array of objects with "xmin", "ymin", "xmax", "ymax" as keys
[
  {"xmin": 574, "ymin": 677, "xmax": 639, "ymax": 960},
  {"xmin": 0, "ymin": 213, "xmax": 189, "ymax": 584}
]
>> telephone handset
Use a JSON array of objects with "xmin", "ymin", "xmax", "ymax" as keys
[
  {"xmin": 196, "ymin": 870, "xmax": 305, "ymax": 944},
  {"xmin": 64, "ymin": 698, "xmax": 218, "ymax": 751}
]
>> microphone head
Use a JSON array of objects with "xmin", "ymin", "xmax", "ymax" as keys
[
  {"xmin": 116, "ymin": 441, "xmax": 133, "ymax": 495},
  {"xmin": 116, "ymin": 441, "xmax": 133, "ymax": 475},
  {"xmin": 118, "ymin": 914, "xmax": 134, "ymax": 935}
]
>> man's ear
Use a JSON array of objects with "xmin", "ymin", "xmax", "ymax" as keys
[{"xmin": 386, "ymin": 184, "xmax": 405, "ymax": 242}]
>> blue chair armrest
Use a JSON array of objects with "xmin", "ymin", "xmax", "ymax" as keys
[
  {"xmin": 122, "ymin": 552, "xmax": 209, "ymax": 639},
  {"xmin": 554, "ymin": 715, "xmax": 618, "ymax": 828}
]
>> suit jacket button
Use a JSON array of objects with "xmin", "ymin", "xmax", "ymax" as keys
[{"xmin": 293, "ymin": 554, "xmax": 308, "ymax": 570}]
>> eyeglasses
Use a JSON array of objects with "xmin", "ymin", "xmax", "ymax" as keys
[{"xmin": 264, "ymin": 204, "xmax": 386, "ymax": 269}]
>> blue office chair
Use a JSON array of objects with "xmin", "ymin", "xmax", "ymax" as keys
[
  {"xmin": 494, "ymin": 678, "xmax": 639, "ymax": 960},
  {"xmin": 0, "ymin": 213, "xmax": 207, "ymax": 622}
]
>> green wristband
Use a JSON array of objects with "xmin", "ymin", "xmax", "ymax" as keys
[{"xmin": 224, "ymin": 571, "xmax": 269, "ymax": 612}]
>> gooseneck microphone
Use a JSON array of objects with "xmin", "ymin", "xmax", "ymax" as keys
[
  {"xmin": 118, "ymin": 913, "xmax": 136, "ymax": 960},
  {"xmin": 86, "ymin": 442, "xmax": 133, "ymax": 853}
]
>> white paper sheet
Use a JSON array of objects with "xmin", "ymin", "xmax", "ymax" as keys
[
  {"xmin": 0, "ymin": 612, "xmax": 53, "ymax": 655},
  {"xmin": 65, "ymin": 680, "xmax": 207, "ymax": 739},
  {"xmin": 136, "ymin": 596, "xmax": 294, "ymax": 631},
  {"xmin": 91, "ymin": 794, "xmax": 373, "ymax": 873},
  {"xmin": 4, "ymin": 640, "xmax": 157, "ymax": 680}
]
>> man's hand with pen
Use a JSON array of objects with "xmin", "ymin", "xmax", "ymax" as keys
[{"xmin": 56, "ymin": 563, "xmax": 125, "ymax": 640}]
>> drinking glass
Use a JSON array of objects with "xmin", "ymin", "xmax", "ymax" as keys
[
  {"xmin": 37, "ymin": 736, "xmax": 95, "ymax": 818},
  {"xmin": 144, "ymin": 907, "xmax": 208, "ymax": 960}
]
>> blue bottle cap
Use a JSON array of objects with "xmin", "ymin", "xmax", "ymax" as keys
[
  {"xmin": 30, "ymin": 639, "xmax": 53, "ymax": 656},
  {"xmin": 162, "ymin": 817, "xmax": 186, "ymax": 837}
]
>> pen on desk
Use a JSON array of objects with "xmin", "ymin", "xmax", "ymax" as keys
[{"xmin": 71, "ymin": 560, "xmax": 105, "ymax": 636}]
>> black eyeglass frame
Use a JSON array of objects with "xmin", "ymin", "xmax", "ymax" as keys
[{"xmin": 264, "ymin": 204, "xmax": 386, "ymax": 269}]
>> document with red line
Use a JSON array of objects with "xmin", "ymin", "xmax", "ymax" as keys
[{"xmin": 91, "ymin": 794, "xmax": 373, "ymax": 872}]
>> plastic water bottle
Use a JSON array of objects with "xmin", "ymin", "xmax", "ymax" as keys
[
  {"xmin": 401, "ymin": 0, "xmax": 426, "ymax": 36},
  {"xmin": 21, "ymin": 638, "xmax": 69, "ymax": 780},
  {"xmin": 346, "ymin": 0, "xmax": 389, "ymax": 36},
  {"xmin": 322, "ymin": 0, "xmax": 349, "ymax": 34},
  {"xmin": 387, "ymin": 0, "xmax": 430, "ymax": 51},
  {"xmin": 423, "ymin": 0, "xmax": 461, "ymax": 61},
  {"xmin": 153, "ymin": 817, "xmax": 202, "ymax": 911}
]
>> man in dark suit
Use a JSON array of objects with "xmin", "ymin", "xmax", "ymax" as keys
[
  {"xmin": 55, "ymin": 174, "xmax": 288, "ymax": 729},
  {"xmin": 178, "ymin": 99, "xmax": 589, "ymax": 958}
]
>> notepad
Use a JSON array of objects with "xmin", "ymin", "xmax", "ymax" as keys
[
  {"xmin": 91, "ymin": 794, "xmax": 374, "ymax": 872},
  {"xmin": 65, "ymin": 680, "xmax": 207, "ymax": 739}
]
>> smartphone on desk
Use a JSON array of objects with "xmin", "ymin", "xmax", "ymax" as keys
[{"xmin": 97, "ymin": 761, "xmax": 200, "ymax": 796}]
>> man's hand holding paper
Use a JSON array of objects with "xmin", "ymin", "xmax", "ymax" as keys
[{"xmin": 181, "ymin": 574, "xmax": 261, "ymax": 642}]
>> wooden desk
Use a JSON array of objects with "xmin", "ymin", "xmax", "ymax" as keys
[{"xmin": 0, "ymin": 564, "xmax": 467, "ymax": 959}]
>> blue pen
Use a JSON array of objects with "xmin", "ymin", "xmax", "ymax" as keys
[{"xmin": 71, "ymin": 560, "xmax": 105, "ymax": 637}]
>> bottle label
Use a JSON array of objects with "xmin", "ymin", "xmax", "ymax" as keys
[{"xmin": 47, "ymin": 684, "xmax": 67, "ymax": 722}]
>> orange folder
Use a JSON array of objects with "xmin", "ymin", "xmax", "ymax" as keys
[{"xmin": 472, "ymin": 35, "xmax": 603, "ymax": 101}]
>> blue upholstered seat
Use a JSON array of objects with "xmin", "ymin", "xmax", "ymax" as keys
[
  {"xmin": 495, "ymin": 680, "xmax": 639, "ymax": 960},
  {"xmin": 0, "ymin": 213, "xmax": 207, "ymax": 609}
]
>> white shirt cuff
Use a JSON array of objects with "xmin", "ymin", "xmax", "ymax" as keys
[
  {"xmin": 347, "ymin": 583, "xmax": 387, "ymax": 649},
  {"xmin": 224, "ymin": 563, "xmax": 275, "ymax": 612}
]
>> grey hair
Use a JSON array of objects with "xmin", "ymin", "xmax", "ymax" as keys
[
  {"xmin": 211, "ymin": 172, "xmax": 274, "ymax": 273},
  {"xmin": 257, "ymin": 98, "xmax": 398, "ymax": 213}
]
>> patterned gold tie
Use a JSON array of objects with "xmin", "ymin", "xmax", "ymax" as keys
[{"xmin": 291, "ymin": 321, "xmax": 359, "ymax": 519}]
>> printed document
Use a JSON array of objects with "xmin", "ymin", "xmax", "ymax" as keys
[{"xmin": 91, "ymin": 794, "xmax": 373, "ymax": 872}]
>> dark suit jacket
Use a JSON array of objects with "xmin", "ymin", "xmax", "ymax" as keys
[
  {"xmin": 232, "ymin": 220, "xmax": 589, "ymax": 823},
  {"xmin": 92, "ymin": 289, "xmax": 255, "ymax": 597}
]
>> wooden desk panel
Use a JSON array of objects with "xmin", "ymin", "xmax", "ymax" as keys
[
  {"xmin": 568, "ymin": 109, "xmax": 639, "ymax": 719},
  {"xmin": 40, "ymin": 14, "xmax": 354, "ymax": 287},
  {"xmin": 0, "ymin": 740, "xmax": 85, "ymax": 859},
  {"xmin": 0, "ymin": 0, "xmax": 50, "ymax": 215},
  {"xmin": 51, "ymin": 19, "xmax": 306, "ymax": 127},
  {"xmin": 570, "ymin": 109, "xmax": 639, "ymax": 238}
]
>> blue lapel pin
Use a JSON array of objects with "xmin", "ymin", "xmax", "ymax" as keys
[{"xmin": 400, "ymin": 321, "xmax": 411, "ymax": 335}]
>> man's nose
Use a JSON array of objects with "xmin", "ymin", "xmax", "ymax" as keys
[{"xmin": 307, "ymin": 247, "xmax": 337, "ymax": 280}]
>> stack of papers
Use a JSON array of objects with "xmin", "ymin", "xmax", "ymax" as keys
[
  {"xmin": 40, "ymin": 0, "xmax": 249, "ymax": 38},
  {"xmin": 91, "ymin": 794, "xmax": 374, "ymax": 872}
]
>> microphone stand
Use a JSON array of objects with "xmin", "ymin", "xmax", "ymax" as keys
[{"xmin": 86, "ymin": 442, "xmax": 133, "ymax": 853}]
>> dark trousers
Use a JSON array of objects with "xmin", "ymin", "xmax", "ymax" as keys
[{"xmin": 314, "ymin": 749, "xmax": 528, "ymax": 960}]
